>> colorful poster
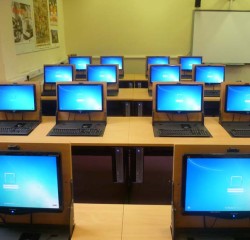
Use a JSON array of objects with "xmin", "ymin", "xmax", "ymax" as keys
[
  {"xmin": 49, "ymin": 0, "xmax": 58, "ymax": 26},
  {"xmin": 12, "ymin": 1, "xmax": 34, "ymax": 44},
  {"xmin": 33, "ymin": 0, "xmax": 50, "ymax": 47}
]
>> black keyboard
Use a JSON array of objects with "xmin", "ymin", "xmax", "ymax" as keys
[
  {"xmin": 158, "ymin": 128, "xmax": 211, "ymax": 137},
  {"xmin": 230, "ymin": 129, "xmax": 250, "ymax": 137},
  {"xmin": 41, "ymin": 90, "xmax": 56, "ymax": 96},
  {"xmin": 49, "ymin": 128, "xmax": 103, "ymax": 136},
  {"xmin": 204, "ymin": 90, "xmax": 220, "ymax": 97},
  {"xmin": 0, "ymin": 127, "xmax": 33, "ymax": 135},
  {"xmin": 181, "ymin": 74, "xmax": 192, "ymax": 79}
]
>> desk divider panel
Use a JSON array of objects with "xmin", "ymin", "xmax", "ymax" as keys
[
  {"xmin": 0, "ymin": 82, "xmax": 41, "ymax": 122},
  {"xmin": 56, "ymin": 82, "xmax": 107, "ymax": 123},
  {"xmin": 172, "ymin": 144, "xmax": 250, "ymax": 239},
  {"xmin": 0, "ymin": 142, "xmax": 74, "ymax": 237},
  {"xmin": 152, "ymin": 82, "xmax": 204, "ymax": 124},
  {"xmin": 220, "ymin": 81, "xmax": 250, "ymax": 122}
]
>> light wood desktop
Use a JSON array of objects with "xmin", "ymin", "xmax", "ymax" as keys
[{"xmin": 72, "ymin": 203, "xmax": 171, "ymax": 240}]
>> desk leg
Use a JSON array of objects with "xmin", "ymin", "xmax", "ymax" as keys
[
  {"xmin": 125, "ymin": 102, "xmax": 131, "ymax": 116},
  {"xmin": 137, "ymin": 102, "xmax": 143, "ymax": 116}
]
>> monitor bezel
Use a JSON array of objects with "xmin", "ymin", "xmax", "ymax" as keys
[
  {"xmin": 224, "ymin": 84, "xmax": 250, "ymax": 115},
  {"xmin": 86, "ymin": 64, "xmax": 119, "ymax": 84},
  {"xmin": 193, "ymin": 64, "xmax": 225, "ymax": 85},
  {"xmin": 57, "ymin": 83, "xmax": 104, "ymax": 113},
  {"xmin": 0, "ymin": 150, "xmax": 63, "ymax": 215},
  {"xmin": 43, "ymin": 64, "xmax": 75, "ymax": 85},
  {"xmin": 68, "ymin": 56, "xmax": 92, "ymax": 71},
  {"xmin": 0, "ymin": 84, "xmax": 37, "ymax": 113},
  {"xmin": 149, "ymin": 64, "xmax": 181, "ymax": 83},
  {"xmin": 100, "ymin": 56, "xmax": 124, "ymax": 71},
  {"xmin": 182, "ymin": 153, "xmax": 250, "ymax": 219},
  {"xmin": 146, "ymin": 56, "xmax": 170, "ymax": 71},
  {"xmin": 179, "ymin": 56, "xmax": 203, "ymax": 72},
  {"xmin": 155, "ymin": 83, "xmax": 204, "ymax": 114}
]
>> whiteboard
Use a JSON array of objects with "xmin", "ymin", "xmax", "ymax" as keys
[{"xmin": 192, "ymin": 10, "xmax": 250, "ymax": 64}]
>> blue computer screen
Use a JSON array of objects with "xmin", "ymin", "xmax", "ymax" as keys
[
  {"xmin": 225, "ymin": 85, "xmax": 250, "ymax": 113},
  {"xmin": 100, "ymin": 56, "xmax": 123, "ymax": 70},
  {"xmin": 149, "ymin": 65, "xmax": 180, "ymax": 83},
  {"xmin": 147, "ymin": 56, "xmax": 170, "ymax": 66},
  {"xmin": 183, "ymin": 154, "xmax": 250, "ymax": 218},
  {"xmin": 87, "ymin": 65, "xmax": 118, "ymax": 83},
  {"xmin": 0, "ymin": 152, "xmax": 62, "ymax": 214},
  {"xmin": 156, "ymin": 84, "xmax": 203, "ymax": 112},
  {"xmin": 194, "ymin": 65, "xmax": 225, "ymax": 84},
  {"xmin": 44, "ymin": 65, "xmax": 74, "ymax": 84},
  {"xmin": 0, "ymin": 84, "xmax": 36, "ymax": 112},
  {"xmin": 68, "ymin": 56, "xmax": 91, "ymax": 71},
  {"xmin": 179, "ymin": 56, "xmax": 202, "ymax": 71},
  {"xmin": 57, "ymin": 84, "xmax": 103, "ymax": 112}
]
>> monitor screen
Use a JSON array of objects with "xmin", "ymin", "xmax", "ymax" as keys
[
  {"xmin": 156, "ymin": 84, "xmax": 203, "ymax": 113},
  {"xmin": 0, "ymin": 151, "xmax": 62, "ymax": 215},
  {"xmin": 0, "ymin": 84, "xmax": 36, "ymax": 112},
  {"xmin": 68, "ymin": 56, "xmax": 92, "ymax": 71},
  {"xmin": 100, "ymin": 56, "xmax": 123, "ymax": 70},
  {"xmin": 193, "ymin": 65, "xmax": 225, "ymax": 84},
  {"xmin": 179, "ymin": 56, "xmax": 202, "ymax": 71},
  {"xmin": 183, "ymin": 153, "xmax": 250, "ymax": 219},
  {"xmin": 146, "ymin": 56, "xmax": 170, "ymax": 71},
  {"xmin": 149, "ymin": 65, "xmax": 180, "ymax": 83},
  {"xmin": 86, "ymin": 65, "xmax": 118, "ymax": 83},
  {"xmin": 225, "ymin": 84, "xmax": 250, "ymax": 114},
  {"xmin": 44, "ymin": 65, "xmax": 74, "ymax": 84},
  {"xmin": 57, "ymin": 84, "xmax": 104, "ymax": 112}
]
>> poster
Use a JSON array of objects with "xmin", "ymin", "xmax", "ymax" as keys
[{"xmin": 49, "ymin": 0, "xmax": 58, "ymax": 26}]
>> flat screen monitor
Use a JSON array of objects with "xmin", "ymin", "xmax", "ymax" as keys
[
  {"xmin": 44, "ymin": 64, "xmax": 75, "ymax": 84},
  {"xmin": 193, "ymin": 65, "xmax": 225, "ymax": 84},
  {"xmin": 149, "ymin": 64, "xmax": 180, "ymax": 83},
  {"xmin": 179, "ymin": 56, "xmax": 202, "ymax": 71},
  {"xmin": 0, "ymin": 84, "xmax": 36, "ymax": 112},
  {"xmin": 68, "ymin": 56, "xmax": 92, "ymax": 71},
  {"xmin": 57, "ymin": 83, "xmax": 104, "ymax": 113},
  {"xmin": 183, "ymin": 153, "xmax": 250, "ymax": 219},
  {"xmin": 225, "ymin": 84, "xmax": 250, "ymax": 114},
  {"xmin": 146, "ymin": 56, "xmax": 170, "ymax": 74},
  {"xmin": 86, "ymin": 64, "xmax": 118, "ymax": 84},
  {"xmin": 0, "ymin": 151, "xmax": 63, "ymax": 215},
  {"xmin": 156, "ymin": 84, "xmax": 203, "ymax": 113},
  {"xmin": 100, "ymin": 56, "xmax": 123, "ymax": 71}
]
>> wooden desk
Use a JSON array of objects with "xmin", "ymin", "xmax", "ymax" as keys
[{"xmin": 72, "ymin": 203, "xmax": 171, "ymax": 240}]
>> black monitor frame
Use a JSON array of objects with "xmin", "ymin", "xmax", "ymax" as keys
[
  {"xmin": 68, "ymin": 56, "xmax": 92, "ymax": 71},
  {"xmin": 179, "ymin": 56, "xmax": 203, "ymax": 72},
  {"xmin": 0, "ymin": 150, "xmax": 63, "ymax": 215},
  {"xmin": 155, "ymin": 83, "xmax": 204, "ymax": 114},
  {"xmin": 0, "ymin": 84, "xmax": 37, "ymax": 113},
  {"xmin": 57, "ymin": 83, "xmax": 104, "ymax": 114},
  {"xmin": 182, "ymin": 153, "xmax": 250, "ymax": 219},
  {"xmin": 224, "ymin": 84, "xmax": 250, "ymax": 115}
]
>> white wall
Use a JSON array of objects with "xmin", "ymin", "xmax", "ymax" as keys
[{"xmin": 0, "ymin": 0, "xmax": 67, "ymax": 82}]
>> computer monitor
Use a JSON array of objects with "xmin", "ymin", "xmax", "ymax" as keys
[
  {"xmin": 155, "ymin": 84, "xmax": 203, "ymax": 113},
  {"xmin": 183, "ymin": 153, "xmax": 250, "ymax": 219},
  {"xmin": 146, "ymin": 56, "xmax": 170, "ymax": 76},
  {"xmin": 44, "ymin": 64, "xmax": 75, "ymax": 84},
  {"xmin": 193, "ymin": 65, "xmax": 225, "ymax": 85},
  {"xmin": 0, "ymin": 151, "xmax": 63, "ymax": 215},
  {"xmin": 86, "ymin": 64, "xmax": 118, "ymax": 84},
  {"xmin": 68, "ymin": 56, "xmax": 92, "ymax": 71},
  {"xmin": 225, "ymin": 84, "xmax": 250, "ymax": 114},
  {"xmin": 100, "ymin": 56, "xmax": 124, "ymax": 77},
  {"xmin": 57, "ymin": 83, "xmax": 104, "ymax": 113},
  {"xmin": 149, "ymin": 64, "xmax": 180, "ymax": 83},
  {"xmin": 0, "ymin": 84, "xmax": 36, "ymax": 112},
  {"xmin": 179, "ymin": 56, "xmax": 202, "ymax": 71}
]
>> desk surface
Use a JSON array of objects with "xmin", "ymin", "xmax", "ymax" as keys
[
  {"xmin": 0, "ymin": 117, "xmax": 248, "ymax": 147},
  {"xmin": 72, "ymin": 203, "xmax": 171, "ymax": 240}
]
